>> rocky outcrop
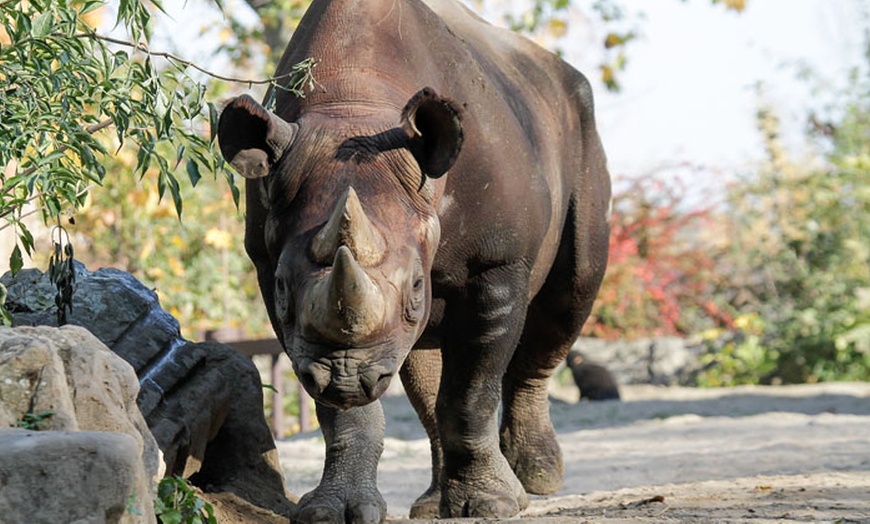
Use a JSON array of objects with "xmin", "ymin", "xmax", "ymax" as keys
[
  {"xmin": 0, "ymin": 325, "xmax": 158, "ymax": 523},
  {"xmin": 141, "ymin": 340, "xmax": 294, "ymax": 516},
  {"xmin": 0, "ymin": 429, "xmax": 152, "ymax": 522},
  {"xmin": 2, "ymin": 264, "xmax": 294, "ymax": 518},
  {"xmin": 4, "ymin": 265, "xmax": 185, "ymax": 372},
  {"xmin": 572, "ymin": 336, "xmax": 706, "ymax": 386}
]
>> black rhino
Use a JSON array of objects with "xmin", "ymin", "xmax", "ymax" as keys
[{"xmin": 217, "ymin": 0, "xmax": 611, "ymax": 521}]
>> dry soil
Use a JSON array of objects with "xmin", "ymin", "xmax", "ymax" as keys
[{"xmin": 276, "ymin": 382, "xmax": 870, "ymax": 523}]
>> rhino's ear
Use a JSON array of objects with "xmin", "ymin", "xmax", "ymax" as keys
[
  {"xmin": 218, "ymin": 95, "xmax": 299, "ymax": 179},
  {"xmin": 401, "ymin": 87, "xmax": 463, "ymax": 179}
]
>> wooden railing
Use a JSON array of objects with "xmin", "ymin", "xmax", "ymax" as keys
[{"xmin": 204, "ymin": 330, "xmax": 312, "ymax": 437}]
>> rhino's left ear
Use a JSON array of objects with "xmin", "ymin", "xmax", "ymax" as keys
[
  {"xmin": 218, "ymin": 95, "xmax": 299, "ymax": 179},
  {"xmin": 401, "ymin": 87, "xmax": 463, "ymax": 179}
]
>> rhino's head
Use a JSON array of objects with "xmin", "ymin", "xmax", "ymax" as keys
[{"xmin": 217, "ymin": 88, "xmax": 463, "ymax": 410}]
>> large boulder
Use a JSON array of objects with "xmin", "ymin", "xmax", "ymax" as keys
[
  {"xmin": 0, "ymin": 429, "xmax": 152, "ymax": 523},
  {"xmin": 0, "ymin": 325, "xmax": 158, "ymax": 523},
  {"xmin": 572, "ymin": 336, "xmax": 706, "ymax": 386},
  {"xmin": 2, "ymin": 264, "xmax": 295, "ymax": 518},
  {"xmin": 141, "ymin": 340, "xmax": 294, "ymax": 515},
  {"xmin": 4, "ymin": 265, "xmax": 185, "ymax": 371}
]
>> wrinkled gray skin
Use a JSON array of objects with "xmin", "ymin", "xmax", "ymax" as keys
[{"xmin": 216, "ymin": 0, "xmax": 611, "ymax": 522}]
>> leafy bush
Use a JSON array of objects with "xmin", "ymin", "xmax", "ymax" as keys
[
  {"xmin": 14, "ymin": 410, "xmax": 54, "ymax": 430},
  {"xmin": 710, "ymin": 73, "xmax": 870, "ymax": 384},
  {"xmin": 154, "ymin": 476, "xmax": 216, "ymax": 524},
  {"xmin": 71, "ymin": 147, "xmax": 272, "ymax": 339},
  {"xmin": 0, "ymin": 0, "xmax": 230, "ymax": 273},
  {"xmin": 583, "ymin": 174, "xmax": 733, "ymax": 340}
]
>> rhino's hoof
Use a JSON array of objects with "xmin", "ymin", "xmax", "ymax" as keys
[
  {"xmin": 409, "ymin": 487, "xmax": 440, "ymax": 519},
  {"xmin": 515, "ymin": 462, "xmax": 563, "ymax": 495},
  {"xmin": 440, "ymin": 491, "xmax": 523, "ymax": 519},
  {"xmin": 347, "ymin": 502, "xmax": 386, "ymax": 523},
  {"xmin": 502, "ymin": 426, "xmax": 564, "ymax": 495},
  {"xmin": 295, "ymin": 494, "xmax": 385, "ymax": 524},
  {"xmin": 440, "ymin": 481, "xmax": 529, "ymax": 519},
  {"xmin": 295, "ymin": 504, "xmax": 345, "ymax": 524}
]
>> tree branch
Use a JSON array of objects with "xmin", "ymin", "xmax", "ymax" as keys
[{"xmin": 87, "ymin": 33, "xmax": 305, "ymax": 88}]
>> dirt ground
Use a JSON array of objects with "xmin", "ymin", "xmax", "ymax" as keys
[{"xmin": 276, "ymin": 382, "xmax": 870, "ymax": 523}]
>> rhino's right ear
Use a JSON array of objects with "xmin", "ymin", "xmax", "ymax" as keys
[{"xmin": 218, "ymin": 95, "xmax": 299, "ymax": 179}]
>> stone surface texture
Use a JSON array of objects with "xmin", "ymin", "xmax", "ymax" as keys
[
  {"xmin": 2, "ymin": 264, "xmax": 294, "ymax": 518},
  {"xmin": 0, "ymin": 325, "xmax": 158, "ymax": 523}
]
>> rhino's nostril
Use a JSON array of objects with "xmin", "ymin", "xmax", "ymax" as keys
[
  {"xmin": 298, "ymin": 361, "xmax": 331, "ymax": 396},
  {"xmin": 360, "ymin": 370, "xmax": 393, "ymax": 399}
]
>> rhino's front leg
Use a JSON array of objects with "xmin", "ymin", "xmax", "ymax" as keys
[
  {"xmin": 400, "ymin": 348, "xmax": 444, "ymax": 518},
  {"xmin": 295, "ymin": 401, "xmax": 386, "ymax": 524},
  {"xmin": 437, "ymin": 265, "xmax": 530, "ymax": 518}
]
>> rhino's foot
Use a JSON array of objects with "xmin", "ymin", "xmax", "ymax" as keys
[
  {"xmin": 409, "ymin": 485, "xmax": 440, "ymax": 519},
  {"xmin": 439, "ymin": 478, "xmax": 529, "ymax": 518},
  {"xmin": 438, "ymin": 460, "xmax": 529, "ymax": 518},
  {"xmin": 501, "ymin": 421, "xmax": 563, "ymax": 495},
  {"xmin": 294, "ymin": 487, "xmax": 386, "ymax": 524}
]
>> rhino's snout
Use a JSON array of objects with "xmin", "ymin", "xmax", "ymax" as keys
[{"xmin": 296, "ymin": 358, "xmax": 394, "ymax": 409}]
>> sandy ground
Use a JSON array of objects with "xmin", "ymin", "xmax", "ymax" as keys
[{"xmin": 276, "ymin": 382, "xmax": 870, "ymax": 523}]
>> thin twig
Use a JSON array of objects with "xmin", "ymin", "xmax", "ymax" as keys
[
  {"xmin": 0, "ymin": 184, "xmax": 91, "ymax": 233},
  {"xmin": 86, "ymin": 33, "xmax": 301, "ymax": 87}
]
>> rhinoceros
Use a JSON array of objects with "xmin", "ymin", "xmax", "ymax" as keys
[{"xmin": 216, "ymin": 0, "xmax": 610, "ymax": 521}]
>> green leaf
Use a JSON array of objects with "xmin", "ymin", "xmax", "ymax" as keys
[
  {"xmin": 159, "ymin": 509, "xmax": 182, "ymax": 524},
  {"xmin": 31, "ymin": 13, "xmax": 53, "ymax": 38},
  {"xmin": 186, "ymin": 159, "xmax": 201, "ymax": 187},
  {"xmin": 79, "ymin": 0, "xmax": 103, "ymax": 16},
  {"xmin": 207, "ymin": 102, "xmax": 219, "ymax": 144},
  {"xmin": 10, "ymin": 245, "xmax": 23, "ymax": 275}
]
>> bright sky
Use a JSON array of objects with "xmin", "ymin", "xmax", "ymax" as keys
[
  {"xmin": 159, "ymin": 0, "xmax": 868, "ymax": 180},
  {"xmin": 580, "ymin": 0, "xmax": 867, "ymax": 178}
]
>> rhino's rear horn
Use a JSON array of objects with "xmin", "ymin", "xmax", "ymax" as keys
[{"xmin": 311, "ymin": 187, "xmax": 386, "ymax": 266}]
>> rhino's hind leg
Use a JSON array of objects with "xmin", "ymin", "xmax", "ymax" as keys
[
  {"xmin": 399, "ymin": 348, "xmax": 443, "ymax": 519},
  {"xmin": 294, "ymin": 402, "xmax": 387, "ymax": 524},
  {"xmin": 499, "ymin": 303, "xmax": 570, "ymax": 495},
  {"xmin": 500, "ymin": 199, "xmax": 607, "ymax": 495}
]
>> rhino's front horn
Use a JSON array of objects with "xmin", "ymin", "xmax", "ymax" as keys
[
  {"xmin": 311, "ymin": 187, "xmax": 386, "ymax": 266},
  {"xmin": 306, "ymin": 245, "xmax": 386, "ymax": 343}
]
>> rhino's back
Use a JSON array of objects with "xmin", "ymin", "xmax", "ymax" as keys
[
  {"xmin": 421, "ymin": 0, "xmax": 597, "ymax": 289},
  {"xmin": 271, "ymin": 0, "xmax": 600, "ymax": 293}
]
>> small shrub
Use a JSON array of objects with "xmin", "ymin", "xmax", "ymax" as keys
[
  {"xmin": 584, "ymin": 174, "xmax": 733, "ymax": 340},
  {"xmin": 15, "ymin": 410, "xmax": 54, "ymax": 430},
  {"xmin": 154, "ymin": 476, "xmax": 216, "ymax": 524}
]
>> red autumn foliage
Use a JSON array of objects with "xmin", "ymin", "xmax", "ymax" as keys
[{"xmin": 583, "ymin": 175, "xmax": 734, "ymax": 340}]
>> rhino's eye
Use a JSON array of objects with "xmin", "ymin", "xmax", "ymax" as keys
[
  {"xmin": 275, "ymin": 278, "xmax": 289, "ymax": 320},
  {"xmin": 404, "ymin": 270, "xmax": 426, "ymax": 323}
]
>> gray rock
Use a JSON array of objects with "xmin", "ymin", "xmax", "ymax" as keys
[
  {"xmin": 572, "ymin": 336, "xmax": 705, "ymax": 386},
  {"xmin": 0, "ymin": 325, "xmax": 158, "ymax": 523},
  {"xmin": 0, "ymin": 329, "xmax": 78, "ymax": 430},
  {"xmin": 0, "ymin": 428, "xmax": 148, "ymax": 524},
  {"xmin": 141, "ymin": 340, "xmax": 293, "ymax": 515},
  {"xmin": 2, "ymin": 264, "xmax": 294, "ymax": 518},
  {"xmin": 3, "ymin": 264, "xmax": 183, "ymax": 371}
]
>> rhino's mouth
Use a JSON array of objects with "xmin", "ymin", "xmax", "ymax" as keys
[{"xmin": 289, "ymin": 337, "xmax": 402, "ymax": 409}]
